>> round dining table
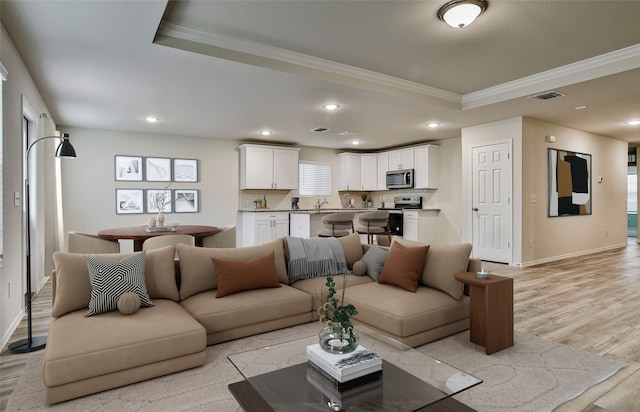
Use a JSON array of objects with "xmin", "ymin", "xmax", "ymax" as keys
[{"xmin": 98, "ymin": 225, "xmax": 220, "ymax": 251}]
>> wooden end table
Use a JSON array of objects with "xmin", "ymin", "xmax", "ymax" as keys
[{"xmin": 455, "ymin": 272, "xmax": 514, "ymax": 355}]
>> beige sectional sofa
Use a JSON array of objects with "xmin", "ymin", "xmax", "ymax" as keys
[{"xmin": 46, "ymin": 234, "xmax": 478, "ymax": 404}]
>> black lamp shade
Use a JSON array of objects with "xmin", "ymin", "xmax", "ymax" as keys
[{"xmin": 55, "ymin": 133, "xmax": 77, "ymax": 158}]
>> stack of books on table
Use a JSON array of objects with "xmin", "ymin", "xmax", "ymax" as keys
[
  {"xmin": 306, "ymin": 363, "xmax": 382, "ymax": 409},
  {"xmin": 306, "ymin": 344, "xmax": 382, "ymax": 385},
  {"xmin": 146, "ymin": 227, "xmax": 168, "ymax": 232}
]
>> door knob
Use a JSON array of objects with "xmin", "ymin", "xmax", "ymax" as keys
[{"xmin": 472, "ymin": 208, "xmax": 479, "ymax": 212}]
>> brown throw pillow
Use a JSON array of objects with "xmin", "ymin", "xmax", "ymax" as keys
[
  {"xmin": 378, "ymin": 242, "xmax": 430, "ymax": 292},
  {"xmin": 212, "ymin": 252, "xmax": 281, "ymax": 298}
]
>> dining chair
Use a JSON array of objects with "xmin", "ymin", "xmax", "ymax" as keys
[
  {"xmin": 67, "ymin": 231, "xmax": 120, "ymax": 254},
  {"xmin": 142, "ymin": 235, "xmax": 195, "ymax": 257},
  {"xmin": 317, "ymin": 212, "xmax": 355, "ymax": 238},
  {"xmin": 202, "ymin": 225, "xmax": 236, "ymax": 248},
  {"xmin": 355, "ymin": 211, "xmax": 391, "ymax": 244}
]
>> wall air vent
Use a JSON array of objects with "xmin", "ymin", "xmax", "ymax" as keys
[
  {"xmin": 311, "ymin": 127, "xmax": 329, "ymax": 132},
  {"xmin": 528, "ymin": 91, "xmax": 566, "ymax": 101}
]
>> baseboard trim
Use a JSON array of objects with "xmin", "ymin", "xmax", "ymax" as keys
[
  {"xmin": 516, "ymin": 243, "xmax": 628, "ymax": 267},
  {"xmin": 1, "ymin": 310, "xmax": 25, "ymax": 351}
]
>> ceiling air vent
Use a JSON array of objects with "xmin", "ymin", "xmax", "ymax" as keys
[
  {"xmin": 311, "ymin": 127, "xmax": 329, "ymax": 132},
  {"xmin": 528, "ymin": 91, "xmax": 566, "ymax": 101}
]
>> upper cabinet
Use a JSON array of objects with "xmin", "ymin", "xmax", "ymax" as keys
[
  {"xmin": 414, "ymin": 145, "xmax": 439, "ymax": 189},
  {"xmin": 387, "ymin": 148, "xmax": 414, "ymax": 171},
  {"xmin": 239, "ymin": 144, "xmax": 300, "ymax": 190},
  {"xmin": 337, "ymin": 153, "xmax": 361, "ymax": 191},
  {"xmin": 338, "ymin": 153, "xmax": 378, "ymax": 191},
  {"xmin": 377, "ymin": 153, "xmax": 389, "ymax": 191}
]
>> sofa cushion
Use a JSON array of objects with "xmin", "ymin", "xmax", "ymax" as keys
[
  {"xmin": 337, "ymin": 233, "xmax": 364, "ymax": 268},
  {"xmin": 359, "ymin": 244, "xmax": 389, "ymax": 281},
  {"xmin": 378, "ymin": 242, "xmax": 429, "ymax": 292},
  {"xmin": 392, "ymin": 239, "xmax": 471, "ymax": 300},
  {"xmin": 52, "ymin": 246, "xmax": 178, "ymax": 318},
  {"xmin": 289, "ymin": 274, "xmax": 373, "ymax": 312},
  {"xmin": 212, "ymin": 252, "xmax": 281, "ymax": 298},
  {"xmin": 44, "ymin": 299, "xmax": 206, "ymax": 388},
  {"xmin": 344, "ymin": 282, "xmax": 469, "ymax": 338},
  {"xmin": 177, "ymin": 239, "xmax": 288, "ymax": 300},
  {"xmin": 179, "ymin": 285, "xmax": 311, "ymax": 334},
  {"xmin": 85, "ymin": 252, "xmax": 154, "ymax": 316}
]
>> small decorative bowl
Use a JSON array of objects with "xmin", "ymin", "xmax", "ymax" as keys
[{"xmin": 475, "ymin": 271, "xmax": 490, "ymax": 279}]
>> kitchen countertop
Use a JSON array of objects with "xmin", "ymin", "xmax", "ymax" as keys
[{"xmin": 238, "ymin": 207, "xmax": 441, "ymax": 213}]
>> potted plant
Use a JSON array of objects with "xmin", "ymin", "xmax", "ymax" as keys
[{"xmin": 317, "ymin": 276, "xmax": 359, "ymax": 354}]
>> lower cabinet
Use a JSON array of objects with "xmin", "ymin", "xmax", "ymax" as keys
[{"xmin": 240, "ymin": 212, "xmax": 289, "ymax": 247}]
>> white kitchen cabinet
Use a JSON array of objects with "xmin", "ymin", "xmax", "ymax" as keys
[
  {"xmin": 403, "ymin": 210, "xmax": 419, "ymax": 242},
  {"xmin": 338, "ymin": 153, "xmax": 361, "ymax": 191},
  {"xmin": 360, "ymin": 154, "xmax": 378, "ymax": 191},
  {"xmin": 377, "ymin": 152, "xmax": 388, "ymax": 190},
  {"xmin": 414, "ymin": 145, "xmax": 439, "ymax": 189},
  {"xmin": 241, "ymin": 212, "xmax": 289, "ymax": 246},
  {"xmin": 239, "ymin": 144, "xmax": 299, "ymax": 190},
  {"xmin": 387, "ymin": 148, "xmax": 414, "ymax": 171}
]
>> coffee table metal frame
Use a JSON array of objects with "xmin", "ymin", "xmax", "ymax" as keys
[{"xmin": 227, "ymin": 325, "xmax": 481, "ymax": 411}]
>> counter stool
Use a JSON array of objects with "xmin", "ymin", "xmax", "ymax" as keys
[
  {"xmin": 356, "ymin": 211, "xmax": 391, "ymax": 244},
  {"xmin": 317, "ymin": 212, "xmax": 355, "ymax": 238}
]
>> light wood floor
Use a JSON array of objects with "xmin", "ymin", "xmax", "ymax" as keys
[{"xmin": 2, "ymin": 243, "xmax": 640, "ymax": 411}]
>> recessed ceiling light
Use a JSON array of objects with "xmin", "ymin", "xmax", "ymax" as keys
[
  {"xmin": 427, "ymin": 122, "xmax": 440, "ymax": 128},
  {"xmin": 574, "ymin": 106, "xmax": 588, "ymax": 110},
  {"xmin": 627, "ymin": 120, "xmax": 640, "ymax": 126},
  {"xmin": 351, "ymin": 140, "xmax": 360, "ymax": 145},
  {"xmin": 338, "ymin": 131, "xmax": 358, "ymax": 136},
  {"xmin": 323, "ymin": 104, "xmax": 340, "ymax": 111},
  {"xmin": 145, "ymin": 116, "xmax": 159, "ymax": 123},
  {"xmin": 260, "ymin": 130, "xmax": 272, "ymax": 136}
]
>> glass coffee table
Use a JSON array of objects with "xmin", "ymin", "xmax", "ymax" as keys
[{"xmin": 228, "ymin": 325, "xmax": 481, "ymax": 411}]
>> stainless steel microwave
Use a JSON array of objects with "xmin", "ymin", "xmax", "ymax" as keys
[{"xmin": 386, "ymin": 169, "xmax": 414, "ymax": 189}]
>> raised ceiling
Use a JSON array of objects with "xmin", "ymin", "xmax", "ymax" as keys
[{"xmin": 2, "ymin": 0, "xmax": 640, "ymax": 150}]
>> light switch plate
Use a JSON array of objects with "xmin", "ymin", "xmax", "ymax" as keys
[
  {"xmin": 529, "ymin": 194, "xmax": 537, "ymax": 203},
  {"xmin": 14, "ymin": 192, "xmax": 21, "ymax": 207}
]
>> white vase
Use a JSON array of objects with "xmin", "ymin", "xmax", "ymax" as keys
[{"xmin": 156, "ymin": 212, "xmax": 165, "ymax": 227}]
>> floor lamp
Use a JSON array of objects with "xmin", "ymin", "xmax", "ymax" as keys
[{"xmin": 8, "ymin": 133, "xmax": 76, "ymax": 354}]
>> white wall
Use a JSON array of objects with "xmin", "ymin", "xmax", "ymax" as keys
[
  {"xmin": 60, "ymin": 127, "xmax": 240, "ymax": 252},
  {"xmin": 1, "ymin": 24, "xmax": 56, "ymax": 347},
  {"xmin": 462, "ymin": 116, "xmax": 627, "ymax": 266}
]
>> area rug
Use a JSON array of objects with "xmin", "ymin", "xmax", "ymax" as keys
[{"xmin": 6, "ymin": 323, "xmax": 627, "ymax": 412}]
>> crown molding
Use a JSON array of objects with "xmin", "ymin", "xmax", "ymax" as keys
[
  {"xmin": 155, "ymin": 22, "xmax": 462, "ymax": 109},
  {"xmin": 463, "ymin": 43, "xmax": 640, "ymax": 110}
]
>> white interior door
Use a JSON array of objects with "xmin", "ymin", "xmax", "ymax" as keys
[{"xmin": 472, "ymin": 142, "xmax": 512, "ymax": 263}]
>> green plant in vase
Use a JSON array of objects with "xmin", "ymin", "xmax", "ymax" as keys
[{"xmin": 317, "ymin": 276, "xmax": 359, "ymax": 354}]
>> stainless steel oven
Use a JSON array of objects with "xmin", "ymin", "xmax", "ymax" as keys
[{"xmin": 378, "ymin": 196, "xmax": 422, "ymax": 236}]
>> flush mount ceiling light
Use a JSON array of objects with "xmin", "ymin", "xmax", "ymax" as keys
[
  {"xmin": 427, "ymin": 122, "xmax": 440, "ymax": 128},
  {"xmin": 260, "ymin": 130, "xmax": 273, "ymax": 136},
  {"xmin": 145, "ymin": 116, "xmax": 159, "ymax": 123},
  {"xmin": 437, "ymin": 0, "xmax": 488, "ymax": 29},
  {"xmin": 627, "ymin": 120, "xmax": 640, "ymax": 126},
  {"xmin": 351, "ymin": 140, "xmax": 361, "ymax": 145},
  {"xmin": 323, "ymin": 103, "xmax": 340, "ymax": 111}
]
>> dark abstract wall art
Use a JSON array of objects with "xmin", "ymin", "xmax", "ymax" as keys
[{"xmin": 548, "ymin": 148, "xmax": 592, "ymax": 217}]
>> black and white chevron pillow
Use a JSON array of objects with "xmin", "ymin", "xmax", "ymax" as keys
[{"xmin": 85, "ymin": 252, "xmax": 154, "ymax": 317}]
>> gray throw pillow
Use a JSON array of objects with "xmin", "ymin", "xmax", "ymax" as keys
[
  {"xmin": 85, "ymin": 252, "xmax": 153, "ymax": 316},
  {"xmin": 360, "ymin": 244, "xmax": 389, "ymax": 282}
]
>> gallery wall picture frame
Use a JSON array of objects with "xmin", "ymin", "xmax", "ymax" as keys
[
  {"xmin": 173, "ymin": 158, "xmax": 198, "ymax": 182},
  {"xmin": 145, "ymin": 157, "xmax": 171, "ymax": 182},
  {"xmin": 145, "ymin": 189, "xmax": 173, "ymax": 214},
  {"xmin": 174, "ymin": 189, "xmax": 199, "ymax": 213},
  {"xmin": 548, "ymin": 148, "xmax": 592, "ymax": 217},
  {"xmin": 116, "ymin": 189, "xmax": 144, "ymax": 214},
  {"xmin": 115, "ymin": 155, "xmax": 143, "ymax": 181}
]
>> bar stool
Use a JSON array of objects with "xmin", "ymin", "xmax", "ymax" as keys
[
  {"xmin": 355, "ymin": 211, "xmax": 391, "ymax": 244},
  {"xmin": 317, "ymin": 212, "xmax": 355, "ymax": 238}
]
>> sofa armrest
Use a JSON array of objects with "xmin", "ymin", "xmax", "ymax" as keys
[{"xmin": 467, "ymin": 258, "xmax": 482, "ymax": 273}]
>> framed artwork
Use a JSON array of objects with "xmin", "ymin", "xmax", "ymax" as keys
[
  {"xmin": 115, "ymin": 155, "xmax": 143, "ymax": 181},
  {"xmin": 174, "ymin": 189, "xmax": 199, "ymax": 213},
  {"xmin": 173, "ymin": 158, "xmax": 198, "ymax": 182},
  {"xmin": 116, "ymin": 189, "xmax": 144, "ymax": 214},
  {"xmin": 146, "ymin": 189, "xmax": 173, "ymax": 213},
  {"xmin": 548, "ymin": 148, "xmax": 592, "ymax": 217},
  {"xmin": 145, "ymin": 157, "xmax": 171, "ymax": 182}
]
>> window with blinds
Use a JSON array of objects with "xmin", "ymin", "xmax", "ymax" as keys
[{"xmin": 298, "ymin": 161, "xmax": 331, "ymax": 196}]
